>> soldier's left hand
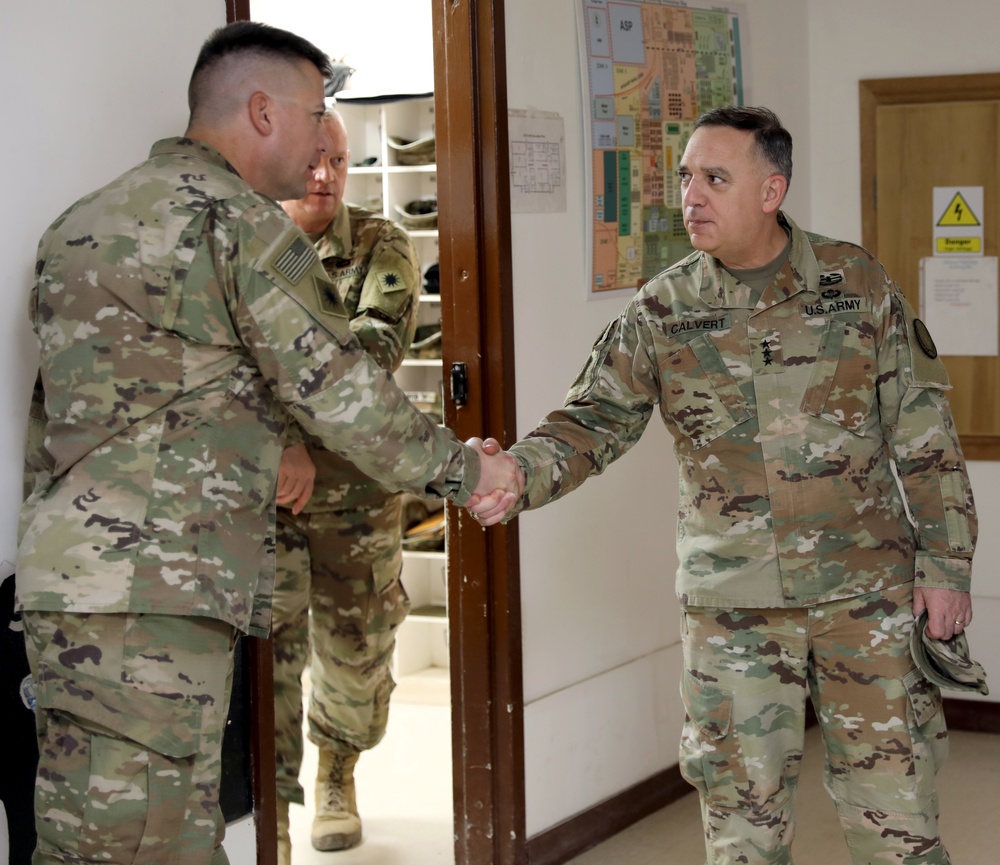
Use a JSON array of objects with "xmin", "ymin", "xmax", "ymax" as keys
[
  {"xmin": 276, "ymin": 443, "xmax": 317, "ymax": 514},
  {"xmin": 914, "ymin": 586, "xmax": 972, "ymax": 640}
]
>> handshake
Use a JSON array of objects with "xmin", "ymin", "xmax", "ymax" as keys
[{"xmin": 465, "ymin": 437, "xmax": 524, "ymax": 526}]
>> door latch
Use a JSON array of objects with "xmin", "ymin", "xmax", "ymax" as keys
[{"xmin": 450, "ymin": 362, "xmax": 468, "ymax": 408}]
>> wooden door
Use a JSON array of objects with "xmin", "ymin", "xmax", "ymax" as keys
[
  {"xmin": 226, "ymin": 2, "xmax": 525, "ymax": 864},
  {"xmin": 860, "ymin": 74, "xmax": 1000, "ymax": 459}
]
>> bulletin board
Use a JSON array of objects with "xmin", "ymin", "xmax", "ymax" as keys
[{"xmin": 578, "ymin": 0, "xmax": 745, "ymax": 294}]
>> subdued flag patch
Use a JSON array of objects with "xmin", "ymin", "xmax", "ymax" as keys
[{"xmin": 273, "ymin": 236, "xmax": 317, "ymax": 284}]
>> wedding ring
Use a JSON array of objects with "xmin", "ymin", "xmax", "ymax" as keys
[{"xmin": 954, "ymin": 620, "xmax": 965, "ymax": 626}]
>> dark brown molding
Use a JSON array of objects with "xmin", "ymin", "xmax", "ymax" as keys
[
  {"xmin": 944, "ymin": 697, "xmax": 1000, "ymax": 734},
  {"xmin": 526, "ymin": 766, "xmax": 692, "ymax": 865},
  {"xmin": 248, "ymin": 638, "xmax": 278, "ymax": 865},
  {"xmin": 526, "ymin": 701, "xmax": 999, "ymax": 865},
  {"xmin": 226, "ymin": 0, "xmax": 250, "ymax": 25}
]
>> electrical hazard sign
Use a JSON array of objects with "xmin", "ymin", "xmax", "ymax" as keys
[
  {"xmin": 937, "ymin": 191, "xmax": 981, "ymax": 226},
  {"xmin": 933, "ymin": 186, "xmax": 984, "ymax": 255}
]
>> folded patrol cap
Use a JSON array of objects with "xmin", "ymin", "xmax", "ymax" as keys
[{"xmin": 910, "ymin": 611, "xmax": 989, "ymax": 695}]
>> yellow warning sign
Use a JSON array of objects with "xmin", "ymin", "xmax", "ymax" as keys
[
  {"xmin": 937, "ymin": 237, "xmax": 982, "ymax": 253},
  {"xmin": 937, "ymin": 192, "xmax": 981, "ymax": 227}
]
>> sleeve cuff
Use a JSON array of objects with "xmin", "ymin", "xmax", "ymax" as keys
[{"xmin": 914, "ymin": 552, "xmax": 972, "ymax": 593}]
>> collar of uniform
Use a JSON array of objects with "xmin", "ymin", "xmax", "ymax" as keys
[
  {"xmin": 697, "ymin": 211, "xmax": 821, "ymax": 309},
  {"xmin": 313, "ymin": 203, "xmax": 354, "ymax": 262},
  {"xmin": 150, "ymin": 137, "xmax": 241, "ymax": 177}
]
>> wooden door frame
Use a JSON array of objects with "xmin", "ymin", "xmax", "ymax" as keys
[
  {"xmin": 860, "ymin": 72, "xmax": 1000, "ymax": 460},
  {"xmin": 431, "ymin": 3, "xmax": 524, "ymax": 863},
  {"xmin": 229, "ymin": 2, "xmax": 525, "ymax": 864}
]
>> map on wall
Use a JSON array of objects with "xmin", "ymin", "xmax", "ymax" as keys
[{"xmin": 578, "ymin": 0, "xmax": 744, "ymax": 293}]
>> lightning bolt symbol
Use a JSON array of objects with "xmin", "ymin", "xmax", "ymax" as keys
[{"xmin": 956, "ymin": 202, "xmax": 963, "ymax": 220}]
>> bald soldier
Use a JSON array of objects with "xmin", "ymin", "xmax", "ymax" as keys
[
  {"xmin": 473, "ymin": 107, "xmax": 975, "ymax": 864},
  {"xmin": 270, "ymin": 110, "xmax": 424, "ymax": 859},
  {"xmin": 18, "ymin": 22, "xmax": 516, "ymax": 865}
]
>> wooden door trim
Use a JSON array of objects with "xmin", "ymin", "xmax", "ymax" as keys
[
  {"xmin": 860, "ymin": 72, "xmax": 1000, "ymax": 461},
  {"xmin": 230, "ymin": 2, "xmax": 523, "ymax": 862},
  {"xmin": 432, "ymin": 2, "xmax": 525, "ymax": 864},
  {"xmin": 859, "ymin": 72, "xmax": 1000, "ymax": 254}
]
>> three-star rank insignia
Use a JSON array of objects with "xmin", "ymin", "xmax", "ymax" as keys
[{"xmin": 760, "ymin": 338, "xmax": 774, "ymax": 366}]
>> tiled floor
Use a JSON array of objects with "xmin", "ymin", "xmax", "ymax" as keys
[
  {"xmin": 286, "ymin": 668, "xmax": 455, "ymax": 865},
  {"xmin": 285, "ymin": 683, "xmax": 1000, "ymax": 865}
]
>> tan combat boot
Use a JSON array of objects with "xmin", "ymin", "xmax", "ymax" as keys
[
  {"xmin": 276, "ymin": 798, "xmax": 291, "ymax": 865},
  {"xmin": 311, "ymin": 749, "xmax": 362, "ymax": 851}
]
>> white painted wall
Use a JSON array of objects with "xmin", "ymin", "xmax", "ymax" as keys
[
  {"xmin": 505, "ymin": 0, "xmax": 999, "ymax": 839},
  {"xmin": 250, "ymin": 0, "xmax": 435, "ymax": 97}
]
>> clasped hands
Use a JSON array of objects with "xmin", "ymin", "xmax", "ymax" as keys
[{"xmin": 465, "ymin": 437, "xmax": 523, "ymax": 526}]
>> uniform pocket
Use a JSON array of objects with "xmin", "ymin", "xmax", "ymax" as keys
[
  {"xmin": 678, "ymin": 671, "xmax": 735, "ymax": 802},
  {"xmin": 659, "ymin": 334, "xmax": 753, "ymax": 448},
  {"xmin": 903, "ymin": 666, "xmax": 948, "ymax": 799},
  {"xmin": 800, "ymin": 320, "xmax": 876, "ymax": 433}
]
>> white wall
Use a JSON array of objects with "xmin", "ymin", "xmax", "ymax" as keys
[
  {"xmin": 0, "ymin": 3, "xmax": 262, "ymax": 862},
  {"xmin": 0, "ymin": 0, "xmax": 222, "ymax": 564},
  {"xmin": 250, "ymin": 0, "xmax": 434, "ymax": 97},
  {"xmin": 506, "ymin": 0, "xmax": 999, "ymax": 839}
]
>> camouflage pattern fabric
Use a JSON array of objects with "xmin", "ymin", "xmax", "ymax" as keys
[
  {"xmin": 273, "ymin": 203, "xmax": 421, "ymax": 804},
  {"xmin": 680, "ymin": 584, "xmax": 949, "ymax": 864},
  {"xmin": 272, "ymin": 499, "xmax": 409, "ymax": 805},
  {"xmin": 284, "ymin": 202, "xmax": 422, "ymax": 512},
  {"xmin": 16, "ymin": 137, "xmax": 479, "ymax": 863},
  {"xmin": 507, "ymin": 213, "xmax": 975, "ymax": 606},
  {"xmin": 17, "ymin": 137, "xmax": 479, "ymax": 640},
  {"xmin": 505, "ymin": 213, "xmax": 974, "ymax": 863},
  {"xmin": 22, "ymin": 610, "xmax": 236, "ymax": 865}
]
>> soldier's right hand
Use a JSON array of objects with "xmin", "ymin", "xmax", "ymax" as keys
[{"xmin": 465, "ymin": 437, "xmax": 523, "ymax": 526}]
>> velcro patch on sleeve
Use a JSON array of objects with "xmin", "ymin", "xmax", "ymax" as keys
[
  {"xmin": 314, "ymin": 275, "xmax": 349, "ymax": 319},
  {"xmin": 272, "ymin": 235, "xmax": 317, "ymax": 285},
  {"xmin": 898, "ymin": 294, "xmax": 950, "ymax": 388}
]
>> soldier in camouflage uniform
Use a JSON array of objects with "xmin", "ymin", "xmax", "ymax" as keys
[
  {"xmin": 479, "ymin": 107, "xmax": 976, "ymax": 864},
  {"xmin": 270, "ymin": 110, "xmax": 423, "ymax": 858},
  {"xmin": 17, "ymin": 23, "xmax": 517, "ymax": 865}
]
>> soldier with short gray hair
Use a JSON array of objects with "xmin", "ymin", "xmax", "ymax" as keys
[
  {"xmin": 473, "ymin": 106, "xmax": 976, "ymax": 864},
  {"xmin": 270, "ymin": 109, "xmax": 425, "ymax": 860},
  {"xmin": 17, "ymin": 21, "xmax": 517, "ymax": 865}
]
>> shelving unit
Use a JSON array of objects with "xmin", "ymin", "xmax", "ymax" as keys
[{"xmin": 336, "ymin": 95, "xmax": 448, "ymax": 681}]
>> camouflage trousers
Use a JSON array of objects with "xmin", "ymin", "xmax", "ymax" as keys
[
  {"xmin": 22, "ymin": 610, "xmax": 237, "ymax": 865},
  {"xmin": 679, "ymin": 583, "xmax": 950, "ymax": 865},
  {"xmin": 272, "ymin": 497, "xmax": 409, "ymax": 805}
]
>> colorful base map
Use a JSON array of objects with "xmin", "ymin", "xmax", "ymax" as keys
[{"xmin": 581, "ymin": 0, "xmax": 743, "ymax": 292}]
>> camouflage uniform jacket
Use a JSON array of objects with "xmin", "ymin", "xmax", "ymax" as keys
[
  {"xmin": 284, "ymin": 202, "xmax": 421, "ymax": 512},
  {"xmin": 508, "ymin": 214, "xmax": 976, "ymax": 608},
  {"xmin": 17, "ymin": 138, "xmax": 480, "ymax": 636}
]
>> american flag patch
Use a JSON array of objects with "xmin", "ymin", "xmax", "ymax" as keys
[{"xmin": 273, "ymin": 236, "xmax": 316, "ymax": 284}]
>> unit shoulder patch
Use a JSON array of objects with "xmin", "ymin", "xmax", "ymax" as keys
[{"xmin": 913, "ymin": 318, "xmax": 938, "ymax": 359}]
